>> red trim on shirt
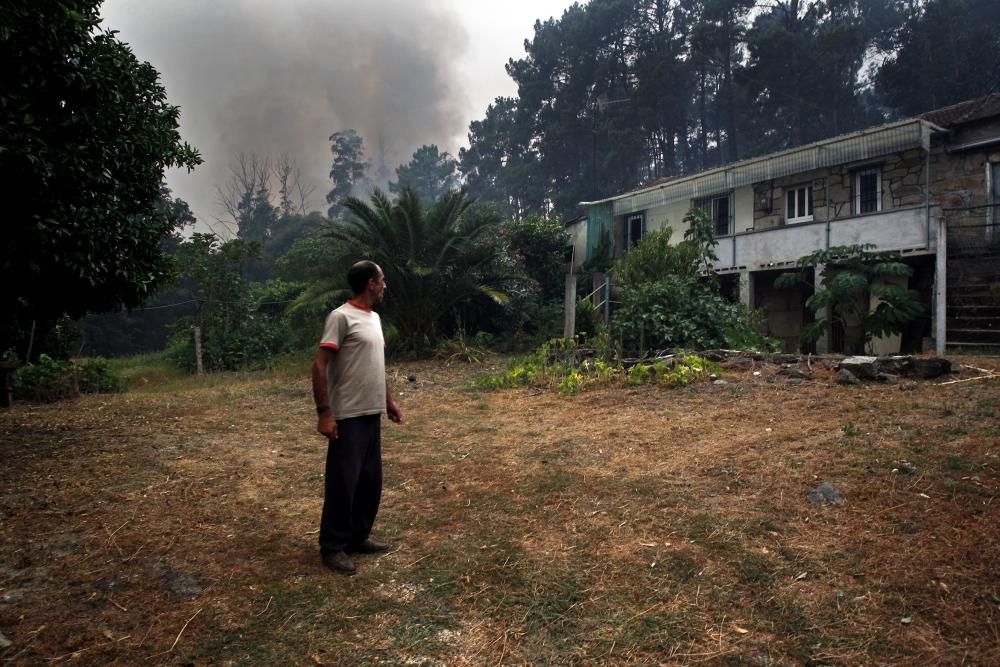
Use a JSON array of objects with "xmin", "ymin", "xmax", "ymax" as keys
[
  {"xmin": 346, "ymin": 300, "xmax": 372, "ymax": 312},
  {"xmin": 319, "ymin": 342, "xmax": 338, "ymax": 350}
]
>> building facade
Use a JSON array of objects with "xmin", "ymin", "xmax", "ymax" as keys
[{"xmin": 575, "ymin": 95, "xmax": 1000, "ymax": 354}]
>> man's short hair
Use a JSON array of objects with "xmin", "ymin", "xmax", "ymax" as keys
[{"xmin": 347, "ymin": 260, "xmax": 381, "ymax": 295}]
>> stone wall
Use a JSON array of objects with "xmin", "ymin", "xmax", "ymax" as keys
[
  {"xmin": 749, "ymin": 148, "xmax": 930, "ymax": 231},
  {"xmin": 929, "ymin": 143, "xmax": 1000, "ymax": 211}
]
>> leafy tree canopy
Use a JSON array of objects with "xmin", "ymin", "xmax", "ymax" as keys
[
  {"xmin": 500, "ymin": 214, "xmax": 568, "ymax": 300},
  {"xmin": 877, "ymin": 0, "xmax": 1000, "ymax": 116},
  {"xmin": 294, "ymin": 187, "xmax": 516, "ymax": 355},
  {"xmin": 326, "ymin": 129, "xmax": 368, "ymax": 219},
  {"xmin": 390, "ymin": 144, "xmax": 459, "ymax": 204},
  {"xmin": 0, "ymin": 0, "xmax": 201, "ymax": 357}
]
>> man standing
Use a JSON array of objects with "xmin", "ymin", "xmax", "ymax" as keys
[{"xmin": 312, "ymin": 260, "xmax": 403, "ymax": 575}]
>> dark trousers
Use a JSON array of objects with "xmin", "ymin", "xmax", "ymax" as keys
[{"xmin": 319, "ymin": 413, "xmax": 383, "ymax": 553}]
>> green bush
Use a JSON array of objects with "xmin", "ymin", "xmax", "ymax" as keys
[
  {"xmin": 13, "ymin": 355, "xmax": 127, "ymax": 402},
  {"xmin": 13, "ymin": 355, "xmax": 78, "ymax": 402},
  {"xmin": 605, "ymin": 208, "xmax": 779, "ymax": 355},
  {"xmin": 611, "ymin": 277, "xmax": 756, "ymax": 352},
  {"xmin": 167, "ymin": 278, "xmax": 304, "ymax": 372},
  {"xmin": 77, "ymin": 358, "xmax": 125, "ymax": 394}
]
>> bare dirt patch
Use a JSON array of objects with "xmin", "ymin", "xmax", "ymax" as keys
[{"xmin": 1, "ymin": 356, "xmax": 998, "ymax": 665}]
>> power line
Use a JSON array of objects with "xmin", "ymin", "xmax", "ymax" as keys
[{"xmin": 129, "ymin": 297, "xmax": 300, "ymax": 312}]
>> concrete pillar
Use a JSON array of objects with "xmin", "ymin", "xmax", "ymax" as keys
[
  {"xmin": 813, "ymin": 262, "xmax": 830, "ymax": 354},
  {"xmin": 563, "ymin": 273, "xmax": 577, "ymax": 338},
  {"xmin": 935, "ymin": 216, "xmax": 947, "ymax": 355},
  {"xmin": 739, "ymin": 270, "xmax": 752, "ymax": 310}
]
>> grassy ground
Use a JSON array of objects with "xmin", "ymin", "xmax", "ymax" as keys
[{"xmin": 0, "ymin": 353, "xmax": 998, "ymax": 665}]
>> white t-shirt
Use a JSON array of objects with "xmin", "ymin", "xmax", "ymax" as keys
[{"xmin": 319, "ymin": 302, "xmax": 386, "ymax": 420}]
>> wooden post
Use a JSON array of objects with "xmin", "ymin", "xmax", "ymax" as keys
[
  {"xmin": 0, "ymin": 362, "xmax": 15, "ymax": 407},
  {"xmin": 563, "ymin": 273, "xmax": 577, "ymax": 338},
  {"xmin": 194, "ymin": 300, "xmax": 204, "ymax": 375}
]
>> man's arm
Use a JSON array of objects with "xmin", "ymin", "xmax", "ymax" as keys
[
  {"xmin": 386, "ymin": 381, "xmax": 403, "ymax": 424},
  {"xmin": 313, "ymin": 346, "xmax": 336, "ymax": 439}
]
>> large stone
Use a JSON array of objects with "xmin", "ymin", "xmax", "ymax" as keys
[
  {"xmin": 166, "ymin": 572, "xmax": 202, "ymax": 597},
  {"xmin": 877, "ymin": 356, "xmax": 913, "ymax": 375},
  {"xmin": 771, "ymin": 354, "xmax": 800, "ymax": 365},
  {"xmin": 909, "ymin": 358, "xmax": 952, "ymax": 379},
  {"xmin": 807, "ymin": 481, "xmax": 845, "ymax": 505},
  {"xmin": 726, "ymin": 356, "xmax": 755, "ymax": 369},
  {"xmin": 837, "ymin": 369, "xmax": 862, "ymax": 385},
  {"xmin": 839, "ymin": 356, "xmax": 879, "ymax": 379}
]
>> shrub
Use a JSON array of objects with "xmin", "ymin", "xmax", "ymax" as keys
[
  {"xmin": 167, "ymin": 278, "xmax": 304, "ymax": 372},
  {"xmin": 605, "ymin": 208, "xmax": 779, "ymax": 355},
  {"xmin": 435, "ymin": 333, "xmax": 489, "ymax": 364},
  {"xmin": 612, "ymin": 277, "xmax": 766, "ymax": 353},
  {"xmin": 13, "ymin": 355, "xmax": 78, "ymax": 402},
  {"xmin": 77, "ymin": 358, "xmax": 125, "ymax": 394},
  {"xmin": 13, "ymin": 355, "xmax": 127, "ymax": 402}
]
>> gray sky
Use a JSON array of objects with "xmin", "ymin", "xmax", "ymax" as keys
[{"xmin": 100, "ymin": 0, "xmax": 576, "ymax": 229}]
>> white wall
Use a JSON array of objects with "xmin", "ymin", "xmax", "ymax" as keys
[
  {"xmin": 734, "ymin": 186, "xmax": 755, "ymax": 234},
  {"xmin": 565, "ymin": 219, "xmax": 588, "ymax": 272},
  {"xmin": 643, "ymin": 200, "xmax": 691, "ymax": 237}
]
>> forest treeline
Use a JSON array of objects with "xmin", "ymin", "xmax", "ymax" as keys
[{"xmin": 458, "ymin": 0, "xmax": 1000, "ymax": 220}]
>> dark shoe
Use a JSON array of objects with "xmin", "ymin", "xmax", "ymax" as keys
[
  {"xmin": 353, "ymin": 538, "xmax": 391, "ymax": 554},
  {"xmin": 321, "ymin": 550, "xmax": 356, "ymax": 575}
]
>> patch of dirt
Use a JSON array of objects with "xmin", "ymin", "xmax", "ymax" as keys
[{"xmin": 0, "ymin": 356, "xmax": 997, "ymax": 665}]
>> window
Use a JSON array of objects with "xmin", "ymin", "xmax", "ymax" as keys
[
  {"xmin": 854, "ymin": 166, "xmax": 882, "ymax": 214},
  {"xmin": 625, "ymin": 212, "xmax": 645, "ymax": 250},
  {"xmin": 785, "ymin": 185, "xmax": 813, "ymax": 224},
  {"xmin": 696, "ymin": 194, "xmax": 733, "ymax": 237}
]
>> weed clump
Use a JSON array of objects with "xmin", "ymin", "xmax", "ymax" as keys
[{"xmin": 477, "ymin": 337, "xmax": 719, "ymax": 395}]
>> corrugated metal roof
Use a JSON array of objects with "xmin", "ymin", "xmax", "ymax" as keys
[{"xmin": 581, "ymin": 118, "xmax": 943, "ymax": 216}]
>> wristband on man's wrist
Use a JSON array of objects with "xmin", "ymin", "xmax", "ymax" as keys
[{"xmin": 316, "ymin": 404, "xmax": 330, "ymax": 414}]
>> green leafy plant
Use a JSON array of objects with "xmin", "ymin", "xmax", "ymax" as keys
[
  {"xmin": 1, "ymin": 3, "xmax": 201, "ymax": 358},
  {"xmin": 775, "ymin": 244, "xmax": 925, "ymax": 354},
  {"xmin": 609, "ymin": 208, "xmax": 777, "ymax": 355},
  {"xmin": 77, "ymin": 358, "xmax": 125, "ymax": 394},
  {"xmin": 611, "ymin": 277, "xmax": 769, "ymax": 353},
  {"xmin": 12, "ymin": 355, "xmax": 78, "ymax": 402},
  {"xmin": 478, "ymin": 338, "xmax": 718, "ymax": 396},
  {"xmin": 294, "ymin": 187, "xmax": 518, "ymax": 356},
  {"xmin": 168, "ymin": 235, "xmax": 303, "ymax": 372}
]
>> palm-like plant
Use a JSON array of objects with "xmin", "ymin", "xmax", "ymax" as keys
[
  {"xmin": 775, "ymin": 244, "xmax": 925, "ymax": 354},
  {"xmin": 293, "ymin": 187, "xmax": 514, "ymax": 353}
]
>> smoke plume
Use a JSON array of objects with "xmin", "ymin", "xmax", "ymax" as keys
[{"xmin": 100, "ymin": 0, "xmax": 471, "ymax": 228}]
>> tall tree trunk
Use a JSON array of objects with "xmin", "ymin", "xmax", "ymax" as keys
[
  {"xmin": 723, "ymin": 15, "xmax": 738, "ymax": 163},
  {"xmin": 194, "ymin": 301, "xmax": 204, "ymax": 375},
  {"xmin": 698, "ymin": 65, "xmax": 708, "ymax": 169}
]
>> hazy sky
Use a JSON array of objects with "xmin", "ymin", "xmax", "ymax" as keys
[{"xmin": 100, "ymin": 0, "xmax": 577, "ymax": 228}]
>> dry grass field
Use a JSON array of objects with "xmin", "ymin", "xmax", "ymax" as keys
[{"xmin": 1, "ymin": 353, "xmax": 998, "ymax": 665}]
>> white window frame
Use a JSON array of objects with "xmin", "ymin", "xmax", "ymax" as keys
[
  {"xmin": 695, "ymin": 193, "xmax": 733, "ymax": 237},
  {"xmin": 785, "ymin": 184, "xmax": 813, "ymax": 224},
  {"xmin": 854, "ymin": 166, "xmax": 882, "ymax": 215},
  {"xmin": 625, "ymin": 212, "xmax": 645, "ymax": 251}
]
